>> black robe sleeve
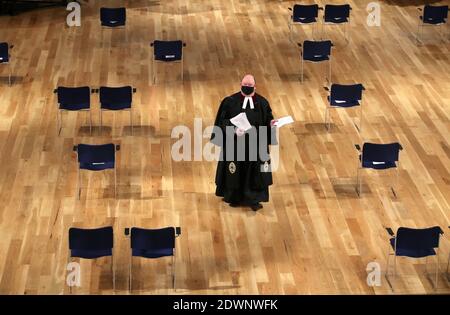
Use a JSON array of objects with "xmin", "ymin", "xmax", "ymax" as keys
[
  {"xmin": 260, "ymin": 97, "xmax": 278, "ymax": 146},
  {"xmin": 210, "ymin": 96, "xmax": 233, "ymax": 146}
]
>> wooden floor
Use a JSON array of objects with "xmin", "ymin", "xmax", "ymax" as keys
[{"xmin": 0, "ymin": 0, "xmax": 448, "ymax": 295}]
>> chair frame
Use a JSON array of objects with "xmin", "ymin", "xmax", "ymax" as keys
[
  {"xmin": 54, "ymin": 87, "xmax": 93, "ymax": 136},
  {"xmin": 288, "ymin": 6, "xmax": 323, "ymax": 42},
  {"xmin": 67, "ymin": 227, "xmax": 115, "ymax": 294},
  {"xmin": 127, "ymin": 227, "xmax": 181, "ymax": 292},
  {"xmin": 73, "ymin": 144, "xmax": 120, "ymax": 200},
  {"xmin": 416, "ymin": 6, "xmax": 449, "ymax": 44},
  {"xmin": 355, "ymin": 143, "xmax": 402, "ymax": 198},
  {"xmin": 384, "ymin": 227, "xmax": 444, "ymax": 291},
  {"xmin": 0, "ymin": 43, "xmax": 13, "ymax": 86},
  {"xmin": 323, "ymin": 84, "xmax": 364, "ymax": 132},
  {"xmin": 100, "ymin": 7, "xmax": 128, "ymax": 46},
  {"xmin": 151, "ymin": 41, "xmax": 186, "ymax": 84},
  {"xmin": 298, "ymin": 41, "xmax": 333, "ymax": 84},
  {"xmin": 94, "ymin": 87, "xmax": 136, "ymax": 136},
  {"xmin": 321, "ymin": 5, "xmax": 352, "ymax": 43}
]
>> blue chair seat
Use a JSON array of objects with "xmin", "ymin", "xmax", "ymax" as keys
[
  {"xmin": 390, "ymin": 238, "xmax": 436, "ymax": 258},
  {"xmin": 71, "ymin": 248, "xmax": 113, "ymax": 259},
  {"xmin": 152, "ymin": 40, "xmax": 183, "ymax": 62},
  {"xmin": 101, "ymin": 7, "xmax": 126, "ymax": 27},
  {"xmin": 60, "ymin": 102, "xmax": 90, "ymax": 111},
  {"xmin": 293, "ymin": 16, "xmax": 316, "ymax": 24},
  {"xmin": 79, "ymin": 161, "xmax": 115, "ymax": 171},
  {"xmin": 102, "ymin": 20, "xmax": 126, "ymax": 27},
  {"xmin": 0, "ymin": 42, "xmax": 9, "ymax": 63},
  {"xmin": 132, "ymin": 248, "xmax": 174, "ymax": 259},
  {"xmin": 304, "ymin": 55, "xmax": 330, "ymax": 62},
  {"xmin": 77, "ymin": 144, "xmax": 116, "ymax": 171},
  {"xmin": 328, "ymin": 96, "xmax": 360, "ymax": 107},
  {"xmin": 360, "ymin": 155, "xmax": 396, "ymax": 170},
  {"xmin": 155, "ymin": 54, "xmax": 182, "ymax": 62},
  {"xmin": 325, "ymin": 17, "xmax": 348, "ymax": 23},
  {"xmin": 57, "ymin": 87, "xmax": 91, "ymax": 111},
  {"xmin": 421, "ymin": 16, "xmax": 446, "ymax": 24},
  {"xmin": 101, "ymin": 102, "xmax": 131, "ymax": 110}
]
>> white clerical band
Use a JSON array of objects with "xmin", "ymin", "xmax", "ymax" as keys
[{"xmin": 242, "ymin": 96, "xmax": 254, "ymax": 109}]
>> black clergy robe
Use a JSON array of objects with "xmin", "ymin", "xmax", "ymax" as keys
[{"xmin": 211, "ymin": 92, "xmax": 277, "ymax": 206}]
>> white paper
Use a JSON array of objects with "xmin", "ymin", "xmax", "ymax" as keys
[
  {"xmin": 274, "ymin": 116, "xmax": 294, "ymax": 128},
  {"xmin": 230, "ymin": 112, "xmax": 252, "ymax": 131}
]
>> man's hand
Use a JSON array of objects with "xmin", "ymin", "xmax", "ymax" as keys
[
  {"xmin": 270, "ymin": 119, "xmax": 278, "ymax": 127},
  {"xmin": 235, "ymin": 128, "xmax": 245, "ymax": 136}
]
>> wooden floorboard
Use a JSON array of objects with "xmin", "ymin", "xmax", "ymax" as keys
[{"xmin": 0, "ymin": 0, "xmax": 449, "ymax": 294}]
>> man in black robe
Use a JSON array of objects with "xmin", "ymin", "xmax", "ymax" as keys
[{"xmin": 211, "ymin": 74, "xmax": 277, "ymax": 211}]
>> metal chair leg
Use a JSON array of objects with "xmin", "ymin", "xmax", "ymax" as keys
[
  {"xmin": 129, "ymin": 255, "xmax": 132, "ymax": 292},
  {"xmin": 67, "ymin": 256, "xmax": 73, "ymax": 294},
  {"xmin": 446, "ymin": 253, "xmax": 450, "ymax": 281},
  {"xmin": 172, "ymin": 251, "xmax": 176, "ymax": 291},
  {"xmin": 153, "ymin": 59, "xmax": 156, "ymax": 84},
  {"xmin": 77, "ymin": 168, "xmax": 81, "ymax": 200},
  {"xmin": 301, "ymin": 58, "xmax": 304, "ymax": 83},
  {"xmin": 435, "ymin": 255, "xmax": 439, "ymax": 290},
  {"xmin": 112, "ymin": 254, "xmax": 115, "ymax": 291},
  {"xmin": 181, "ymin": 59, "xmax": 184, "ymax": 81},
  {"xmin": 57, "ymin": 110, "xmax": 62, "ymax": 135},
  {"xmin": 130, "ymin": 110, "xmax": 133, "ymax": 136},
  {"xmin": 114, "ymin": 167, "xmax": 117, "ymax": 199},
  {"xmin": 356, "ymin": 167, "xmax": 362, "ymax": 197}
]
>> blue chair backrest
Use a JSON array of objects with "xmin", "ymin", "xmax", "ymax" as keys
[
  {"xmin": 303, "ymin": 40, "xmax": 332, "ymax": 60},
  {"xmin": 77, "ymin": 143, "xmax": 115, "ymax": 166},
  {"xmin": 131, "ymin": 227, "xmax": 175, "ymax": 258},
  {"xmin": 362, "ymin": 143, "xmax": 400, "ymax": 163},
  {"xmin": 69, "ymin": 226, "xmax": 113, "ymax": 259},
  {"xmin": 423, "ymin": 5, "xmax": 448, "ymax": 21},
  {"xmin": 57, "ymin": 86, "xmax": 91, "ymax": 110},
  {"xmin": 153, "ymin": 40, "xmax": 183, "ymax": 61},
  {"xmin": 396, "ymin": 227, "xmax": 442, "ymax": 252},
  {"xmin": 100, "ymin": 7, "xmax": 126, "ymax": 26},
  {"xmin": 0, "ymin": 42, "xmax": 9, "ymax": 63},
  {"xmin": 99, "ymin": 86, "xmax": 132, "ymax": 110},
  {"xmin": 293, "ymin": 4, "xmax": 319, "ymax": 21},
  {"xmin": 331, "ymin": 84, "xmax": 364, "ymax": 102},
  {"xmin": 325, "ymin": 4, "xmax": 351, "ymax": 19}
]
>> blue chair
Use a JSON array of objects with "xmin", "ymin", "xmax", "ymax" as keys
[
  {"xmin": 298, "ymin": 40, "xmax": 333, "ymax": 83},
  {"xmin": 324, "ymin": 83, "xmax": 365, "ymax": 131},
  {"xmin": 128, "ymin": 226, "xmax": 181, "ymax": 291},
  {"xmin": 417, "ymin": 5, "xmax": 449, "ymax": 43},
  {"xmin": 100, "ymin": 7, "xmax": 127, "ymax": 44},
  {"xmin": 0, "ymin": 42, "xmax": 12, "ymax": 86},
  {"xmin": 74, "ymin": 143, "xmax": 120, "ymax": 199},
  {"xmin": 54, "ymin": 86, "xmax": 92, "ymax": 135},
  {"xmin": 355, "ymin": 143, "xmax": 402, "ymax": 197},
  {"xmin": 322, "ymin": 4, "xmax": 352, "ymax": 42},
  {"xmin": 385, "ymin": 226, "xmax": 444, "ymax": 290},
  {"xmin": 68, "ymin": 226, "xmax": 114, "ymax": 292},
  {"xmin": 96, "ymin": 86, "xmax": 136, "ymax": 135},
  {"xmin": 151, "ymin": 40, "xmax": 186, "ymax": 84},
  {"xmin": 288, "ymin": 4, "xmax": 322, "ymax": 41}
]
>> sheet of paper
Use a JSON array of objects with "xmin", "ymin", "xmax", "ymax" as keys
[
  {"xmin": 230, "ymin": 112, "xmax": 252, "ymax": 131},
  {"xmin": 274, "ymin": 116, "xmax": 294, "ymax": 128}
]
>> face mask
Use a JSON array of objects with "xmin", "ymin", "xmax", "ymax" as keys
[{"xmin": 241, "ymin": 85, "xmax": 254, "ymax": 96}]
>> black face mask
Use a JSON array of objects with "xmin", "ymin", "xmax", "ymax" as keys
[{"xmin": 241, "ymin": 85, "xmax": 254, "ymax": 96}]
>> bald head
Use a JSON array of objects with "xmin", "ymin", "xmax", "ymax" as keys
[{"xmin": 241, "ymin": 74, "xmax": 255, "ymax": 87}]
